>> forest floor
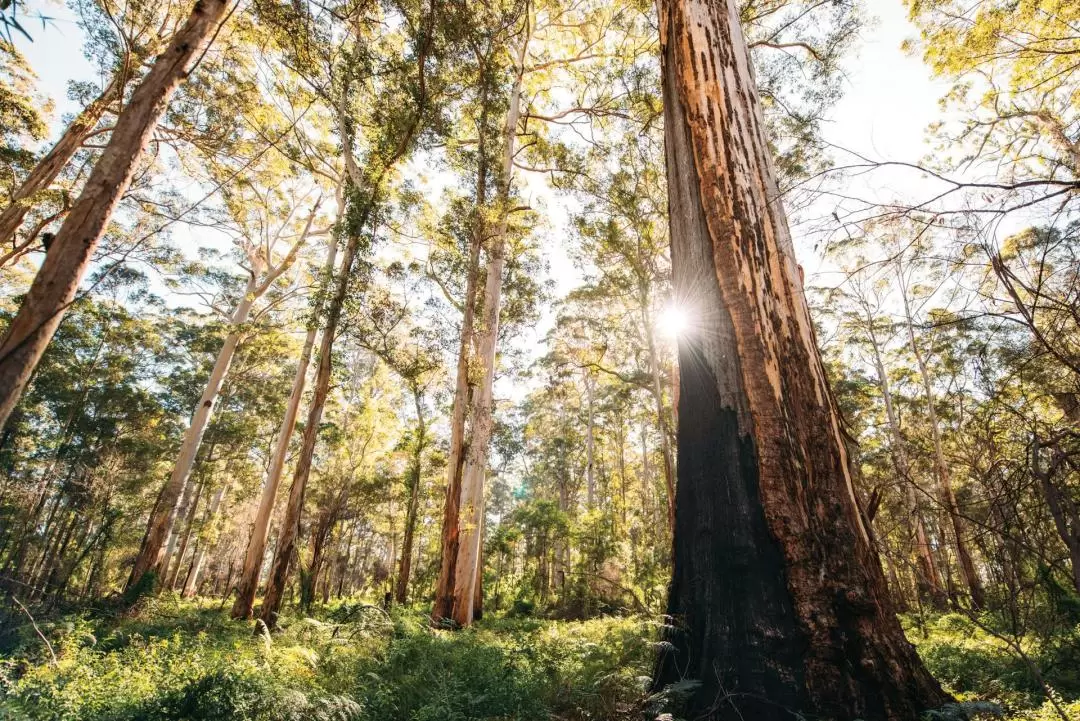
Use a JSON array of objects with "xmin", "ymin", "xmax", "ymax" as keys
[{"xmin": 0, "ymin": 597, "xmax": 1077, "ymax": 721}]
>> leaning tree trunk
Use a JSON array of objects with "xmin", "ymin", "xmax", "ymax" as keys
[
  {"xmin": 651, "ymin": 0, "xmax": 951, "ymax": 718},
  {"xmin": 0, "ymin": 0, "xmax": 229, "ymax": 434},
  {"xmin": 259, "ymin": 227, "xmax": 364, "ymax": 629},
  {"xmin": 231, "ymin": 235, "xmax": 338, "ymax": 620},
  {"xmin": 0, "ymin": 73, "xmax": 120, "ymax": 262},
  {"xmin": 127, "ymin": 277, "xmax": 257, "ymax": 593}
]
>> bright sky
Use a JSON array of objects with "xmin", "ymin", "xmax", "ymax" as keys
[{"xmin": 12, "ymin": 0, "xmax": 957, "ymax": 342}]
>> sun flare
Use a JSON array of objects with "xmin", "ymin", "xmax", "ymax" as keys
[{"xmin": 658, "ymin": 304, "xmax": 690, "ymax": 337}]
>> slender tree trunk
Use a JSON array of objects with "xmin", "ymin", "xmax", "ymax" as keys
[
  {"xmin": 432, "ymin": 98, "xmax": 487, "ymax": 624},
  {"xmin": 642, "ymin": 300, "xmax": 676, "ymax": 535},
  {"xmin": 128, "ymin": 279, "xmax": 257, "ymax": 592},
  {"xmin": 0, "ymin": 0, "xmax": 229, "ymax": 433},
  {"xmin": 259, "ymin": 213, "xmax": 372, "ymax": 627},
  {"xmin": 585, "ymin": 371, "xmax": 595, "ymax": 508},
  {"xmin": 166, "ymin": 480, "xmax": 204, "ymax": 591},
  {"xmin": 395, "ymin": 385, "xmax": 426, "ymax": 603},
  {"xmin": 0, "ymin": 74, "xmax": 121, "ymax": 261},
  {"xmin": 864, "ymin": 317, "xmax": 944, "ymax": 607},
  {"xmin": 231, "ymin": 235, "xmax": 339, "ymax": 619},
  {"xmin": 652, "ymin": 0, "xmax": 950, "ymax": 717},
  {"xmin": 1033, "ymin": 435, "xmax": 1080, "ymax": 593},
  {"xmin": 899, "ymin": 276, "xmax": 985, "ymax": 609},
  {"xmin": 182, "ymin": 480, "xmax": 229, "ymax": 597}
]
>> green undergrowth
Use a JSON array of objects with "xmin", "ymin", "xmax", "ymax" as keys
[
  {"xmin": 1, "ymin": 600, "xmax": 1078, "ymax": 720},
  {"xmin": 903, "ymin": 613, "xmax": 1080, "ymax": 720},
  {"xmin": 0, "ymin": 597, "xmax": 654, "ymax": 721}
]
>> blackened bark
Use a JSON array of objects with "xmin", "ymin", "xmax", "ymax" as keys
[{"xmin": 652, "ymin": 0, "xmax": 950, "ymax": 718}]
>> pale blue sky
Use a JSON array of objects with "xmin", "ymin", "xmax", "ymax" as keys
[{"xmin": 11, "ymin": 0, "xmax": 961, "ymax": 331}]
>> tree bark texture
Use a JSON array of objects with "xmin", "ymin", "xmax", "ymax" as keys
[
  {"xmin": 653, "ymin": 0, "xmax": 950, "ymax": 718},
  {"xmin": 0, "ymin": 0, "xmax": 229, "ymax": 434}
]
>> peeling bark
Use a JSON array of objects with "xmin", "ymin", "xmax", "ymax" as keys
[{"xmin": 652, "ymin": 0, "xmax": 950, "ymax": 717}]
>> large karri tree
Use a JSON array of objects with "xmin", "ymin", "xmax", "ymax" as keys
[{"xmin": 652, "ymin": 0, "xmax": 950, "ymax": 718}]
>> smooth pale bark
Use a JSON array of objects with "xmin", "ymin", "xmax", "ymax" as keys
[
  {"xmin": 259, "ymin": 229, "xmax": 363, "ymax": 628},
  {"xmin": 395, "ymin": 384, "xmax": 426, "ymax": 603},
  {"xmin": 899, "ymin": 275, "xmax": 986, "ymax": 609},
  {"xmin": 129, "ymin": 205, "xmax": 319, "ymax": 593},
  {"xmin": 863, "ymin": 310, "xmax": 944, "ymax": 606},
  {"xmin": 0, "ymin": 0, "xmax": 229, "ymax": 434},
  {"xmin": 181, "ymin": 480, "xmax": 229, "ymax": 597},
  {"xmin": 432, "ymin": 110, "xmax": 487, "ymax": 624},
  {"xmin": 165, "ymin": 479, "xmax": 204, "ymax": 591},
  {"xmin": 585, "ymin": 371, "xmax": 595, "ymax": 508},
  {"xmin": 445, "ymin": 53, "xmax": 525, "ymax": 626},
  {"xmin": 652, "ymin": 0, "xmax": 950, "ymax": 717},
  {"xmin": 127, "ymin": 278, "xmax": 257, "ymax": 591},
  {"xmin": 0, "ymin": 74, "xmax": 120, "ymax": 265},
  {"xmin": 231, "ymin": 234, "xmax": 339, "ymax": 620}
]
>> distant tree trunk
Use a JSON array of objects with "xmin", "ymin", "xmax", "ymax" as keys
[
  {"xmin": 396, "ymin": 385, "xmax": 426, "ymax": 603},
  {"xmin": 1032, "ymin": 432, "xmax": 1080, "ymax": 593},
  {"xmin": 863, "ymin": 314, "xmax": 945, "ymax": 608},
  {"xmin": 165, "ymin": 479, "xmax": 205, "ymax": 591},
  {"xmin": 182, "ymin": 480, "xmax": 229, "ymax": 598},
  {"xmin": 652, "ymin": 0, "xmax": 951, "ymax": 717},
  {"xmin": 128, "ymin": 276, "xmax": 258, "ymax": 593},
  {"xmin": 899, "ymin": 276, "xmax": 986, "ymax": 609},
  {"xmin": 231, "ymin": 235, "xmax": 338, "ymax": 619},
  {"xmin": 641, "ymin": 299, "xmax": 675, "ymax": 535},
  {"xmin": 585, "ymin": 371, "xmax": 595, "ymax": 508},
  {"xmin": 0, "ymin": 73, "xmax": 121, "ymax": 262},
  {"xmin": 0, "ymin": 0, "xmax": 229, "ymax": 434}
]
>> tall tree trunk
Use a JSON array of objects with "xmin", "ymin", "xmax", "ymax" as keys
[
  {"xmin": 864, "ymin": 314, "xmax": 944, "ymax": 608},
  {"xmin": 642, "ymin": 299, "xmax": 676, "ymax": 536},
  {"xmin": 585, "ymin": 370, "xmax": 595, "ymax": 508},
  {"xmin": 231, "ymin": 235, "xmax": 339, "ymax": 619},
  {"xmin": 128, "ymin": 277, "xmax": 257, "ymax": 592},
  {"xmin": 0, "ymin": 73, "xmax": 121, "ymax": 263},
  {"xmin": 652, "ymin": 0, "xmax": 950, "ymax": 717},
  {"xmin": 395, "ymin": 385, "xmax": 426, "ymax": 603},
  {"xmin": 899, "ymin": 275, "xmax": 986, "ymax": 609},
  {"xmin": 442, "ymin": 32, "xmax": 528, "ymax": 629},
  {"xmin": 432, "ymin": 95, "xmax": 487, "ymax": 625},
  {"xmin": 259, "ymin": 204, "xmax": 376, "ymax": 627},
  {"xmin": 0, "ymin": 0, "xmax": 229, "ymax": 433}
]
